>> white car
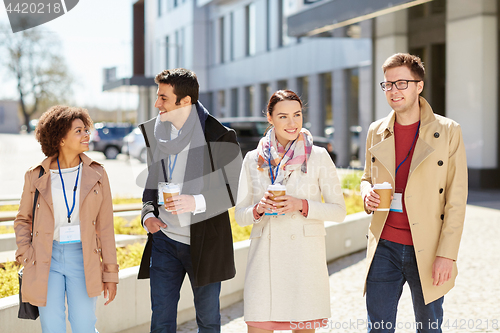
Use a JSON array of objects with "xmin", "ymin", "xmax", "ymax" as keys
[{"xmin": 122, "ymin": 127, "xmax": 147, "ymax": 163}]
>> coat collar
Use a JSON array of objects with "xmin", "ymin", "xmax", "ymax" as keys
[
  {"xmin": 376, "ymin": 96, "xmax": 436, "ymax": 136},
  {"xmin": 32, "ymin": 153, "xmax": 103, "ymax": 214},
  {"xmin": 370, "ymin": 96, "xmax": 437, "ymax": 182}
]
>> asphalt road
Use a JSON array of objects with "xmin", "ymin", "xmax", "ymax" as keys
[{"xmin": 0, "ymin": 133, "xmax": 147, "ymax": 200}]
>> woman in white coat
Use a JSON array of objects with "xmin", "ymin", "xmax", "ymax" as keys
[{"xmin": 235, "ymin": 90, "xmax": 346, "ymax": 333}]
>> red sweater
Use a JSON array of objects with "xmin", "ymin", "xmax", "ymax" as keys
[{"xmin": 380, "ymin": 120, "xmax": 420, "ymax": 246}]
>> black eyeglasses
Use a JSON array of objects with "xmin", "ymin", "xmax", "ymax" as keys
[{"xmin": 380, "ymin": 80, "xmax": 421, "ymax": 91}]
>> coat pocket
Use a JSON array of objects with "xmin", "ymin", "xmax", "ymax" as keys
[
  {"xmin": 303, "ymin": 223, "xmax": 326, "ymax": 237},
  {"xmin": 19, "ymin": 245, "xmax": 35, "ymax": 266},
  {"xmin": 249, "ymin": 225, "xmax": 263, "ymax": 239}
]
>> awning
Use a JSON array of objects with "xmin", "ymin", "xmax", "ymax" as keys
[
  {"xmin": 102, "ymin": 76, "xmax": 156, "ymax": 93},
  {"xmin": 287, "ymin": 0, "xmax": 432, "ymax": 37}
]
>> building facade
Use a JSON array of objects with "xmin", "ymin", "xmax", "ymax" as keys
[{"xmin": 105, "ymin": 0, "xmax": 500, "ymax": 188}]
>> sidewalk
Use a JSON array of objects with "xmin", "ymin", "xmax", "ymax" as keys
[{"xmin": 177, "ymin": 190, "xmax": 500, "ymax": 333}]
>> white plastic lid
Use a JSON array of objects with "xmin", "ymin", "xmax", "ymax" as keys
[
  {"xmin": 267, "ymin": 184, "xmax": 286, "ymax": 191},
  {"xmin": 373, "ymin": 182, "xmax": 392, "ymax": 190},
  {"xmin": 163, "ymin": 183, "xmax": 181, "ymax": 193}
]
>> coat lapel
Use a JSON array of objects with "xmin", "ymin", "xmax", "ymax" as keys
[
  {"xmin": 79, "ymin": 157, "xmax": 102, "ymax": 208},
  {"xmin": 409, "ymin": 137, "xmax": 434, "ymax": 176},
  {"xmin": 369, "ymin": 135, "xmax": 396, "ymax": 182},
  {"xmin": 34, "ymin": 170, "xmax": 54, "ymax": 217}
]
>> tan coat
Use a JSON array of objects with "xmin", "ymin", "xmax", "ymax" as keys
[
  {"xmin": 14, "ymin": 153, "xmax": 119, "ymax": 307},
  {"xmin": 360, "ymin": 97, "xmax": 468, "ymax": 305},
  {"xmin": 235, "ymin": 146, "xmax": 346, "ymax": 322}
]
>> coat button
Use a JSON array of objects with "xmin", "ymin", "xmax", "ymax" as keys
[
  {"xmin": 92, "ymin": 220, "xmax": 96, "ymax": 225},
  {"xmin": 437, "ymin": 160, "xmax": 443, "ymax": 166},
  {"xmin": 93, "ymin": 249, "xmax": 98, "ymax": 254},
  {"xmin": 94, "ymin": 190, "xmax": 98, "ymax": 194},
  {"xmin": 372, "ymin": 157, "xmax": 375, "ymax": 163},
  {"xmin": 35, "ymin": 231, "xmax": 39, "ymax": 236},
  {"xmin": 291, "ymin": 234, "xmax": 296, "ymax": 240},
  {"xmin": 291, "ymin": 214, "xmax": 297, "ymax": 219},
  {"xmin": 32, "ymin": 261, "xmax": 36, "ymax": 265},
  {"xmin": 434, "ymin": 132, "xmax": 440, "ymax": 138},
  {"xmin": 24, "ymin": 258, "xmax": 28, "ymax": 263},
  {"xmin": 37, "ymin": 203, "xmax": 40, "ymax": 208},
  {"xmin": 267, "ymin": 235, "xmax": 271, "ymax": 240},
  {"xmin": 440, "ymin": 214, "xmax": 444, "ymax": 220},
  {"xmin": 439, "ymin": 188, "xmax": 443, "ymax": 194}
]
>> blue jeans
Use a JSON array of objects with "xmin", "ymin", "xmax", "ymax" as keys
[
  {"xmin": 150, "ymin": 231, "xmax": 221, "ymax": 333},
  {"xmin": 38, "ymin": 241, "xmax": 98, "ymax": 333},
  {"xmin": 366, "ymin": 239, "xmax": 444, "ymax": 333}
]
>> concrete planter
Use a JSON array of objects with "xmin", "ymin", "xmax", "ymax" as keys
[{"xmin": 0, "ymin": 212, "xmax": 370, "ymax": 333}]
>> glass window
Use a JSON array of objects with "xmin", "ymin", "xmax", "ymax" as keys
[
  {"xmin": 219, "ymin": 17, "xmax": 225, "ymax": 63},
  {"xmin": 231, "ymin": 88, "xmax": 239, "ymax": 117},
  {"xmin": 245, "ymin": 86, "xmax": 254, "ymax": 116},
  {"xmin": 230, "ymin": 12, "xmax": 235, "ymax": 61},
  {"xmin": 245, "ymin": 3, "xmax": 256, "ymax": 56},
  {"xmin": 165, "ymin": 36, "xmax": 169, "ymax": 69}
]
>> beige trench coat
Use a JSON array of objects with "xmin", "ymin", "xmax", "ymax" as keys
[
  {"xmin": 360, "ymin": 97, "xmax": 467, "ymax": 305},
  {"xmin": 235, "ymin": 146, "xmax": 346, "ymax": 322},
  {"xmin": 14, "ymin": 153, "xmax": 119, "ymax": 307}
]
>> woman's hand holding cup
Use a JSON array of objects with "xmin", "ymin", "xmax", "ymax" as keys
[{"xmin": 256, "ymin": 192, "xmax": 275, "ymax": 215}]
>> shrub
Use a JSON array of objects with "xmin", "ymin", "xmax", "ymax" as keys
[
  {"xmin": 0, "ymin": 225, "xmax": 14, "ymax": 234},
  {"xmin": 0, "ymin": 261, "xmax": 20, "ymax": 298},
  {"xmin": 116, "ymin": 243, "xmax": 145, "ymax": 270},
  {"xmin": 114, "ymin": 216, "xmax": 146, "ymax": 235},
  {"xmin": 341, "ymin": 170, "xmax": 363, "ymax": 192},
  {"xmin": 344, "ymin": 194, "xmax": 364, "ymax": 215}
]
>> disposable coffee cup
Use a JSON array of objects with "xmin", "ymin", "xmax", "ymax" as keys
[
  {"xmin": 373, "ymin": 182, "xmax": 392, "ymax": 211},
  {"xmin": 268, "ymin": 184, "xmax": 286, "ymax": 202},
  {"xmin": 162, "ymin": 184, "xmax": 180, "ymax": 210},
  {"xmin": 266, "ymin": 184, "xmax": 286, "ymax": 216}
]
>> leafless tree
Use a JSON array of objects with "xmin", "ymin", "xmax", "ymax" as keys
[{"xmin": 0, "ymin": 24, "xmax": 73, "ymax": 132}]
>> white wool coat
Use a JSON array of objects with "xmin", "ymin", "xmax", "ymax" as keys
[{"xmin": 235, "ymin": 146, "xmax": 346, "ymax": 322}]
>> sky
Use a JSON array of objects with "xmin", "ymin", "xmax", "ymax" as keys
[{"xmin": 0, "ymin": 0, "xmax": 139, "ymax": 111}]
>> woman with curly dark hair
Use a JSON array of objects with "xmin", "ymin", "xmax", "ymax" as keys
[{"xmin": 14, "ymin": 105, "xmax": 118, "ymax": 332}]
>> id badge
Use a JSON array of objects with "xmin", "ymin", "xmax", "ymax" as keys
[
  {"xmin": 390, "ymin": 192, "xmax": 403, "ymax": 213},
  {"xmin": 158, "ymin": 182, "xmax": 168, "ymax": 205},
  {"xmin": 60, "ymin": 225, "xmax": 81, "ymax": 244}
]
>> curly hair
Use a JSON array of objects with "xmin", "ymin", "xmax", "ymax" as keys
[{"xmin": 35, "ymin": 105, "xmax": 93, "ymax": 157}]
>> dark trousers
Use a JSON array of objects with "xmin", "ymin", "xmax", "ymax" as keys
[
  {"xmin": 366, "ymin": 239, "xmax": 444, "ymax": 333},
  {"xmin": 150, "ymin": 231, "xmax": 221, "ymax": 333}
]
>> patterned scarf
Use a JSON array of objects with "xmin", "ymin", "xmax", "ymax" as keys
[{"xmin": 256, "ymin": 127, "xmax": 313, "ymax": 185}]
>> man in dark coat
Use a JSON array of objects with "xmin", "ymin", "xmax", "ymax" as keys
[{"xmin": 137, "ymin": 68, "xmax": 242, "ymax": 333}]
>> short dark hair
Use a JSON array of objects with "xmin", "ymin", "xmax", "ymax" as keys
[
  {"xmin": 154, "ymin": 68, "xmax": 199, "ymax": 104},
  {"xmin": 382, "ymin": 53, "xmax": 425, "ymax": 81},
  {"xmin": 35, "ymin": 105, "xmax": 93, "ymax": 157}
]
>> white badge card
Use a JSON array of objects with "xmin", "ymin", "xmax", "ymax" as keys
[
  {"xmin": 158, "ymin": 182, "xmax": 168, "ymax": 205},
  {"xmin": 390, "ymin": 192, "xmax": 403, "ymax": 213},
  {"xmin": 60, "ymin": 225, "xmax": 81, "ymax": 244}
]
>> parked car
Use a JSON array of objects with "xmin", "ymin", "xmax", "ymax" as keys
[
  {"xmin": 122, "ymin": 127, "xmax": 147, "ymax": 163},
  {"xmin": 90, "ymin": 122, "xmax": 135, "ymax": 159},
  {"xmin": 219, "ymin": 117, "xmax": 334, "ymax": 158}
]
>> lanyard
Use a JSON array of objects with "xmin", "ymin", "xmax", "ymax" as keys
[
  {"xmin": 268, "ymin": 138, "xmax": 295, "ymax": 185},
  {"xmin": 395, "ymin": 121, "xmax": 420, "ymax": 176},
  {"xmin": 57, "ymin": 158, "xmax": 81, "ymax": 223}
]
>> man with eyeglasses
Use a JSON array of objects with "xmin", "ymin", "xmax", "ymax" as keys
[{"xmin": 360, "ymin": 53, "xmax": 467, "ymax": 333}]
